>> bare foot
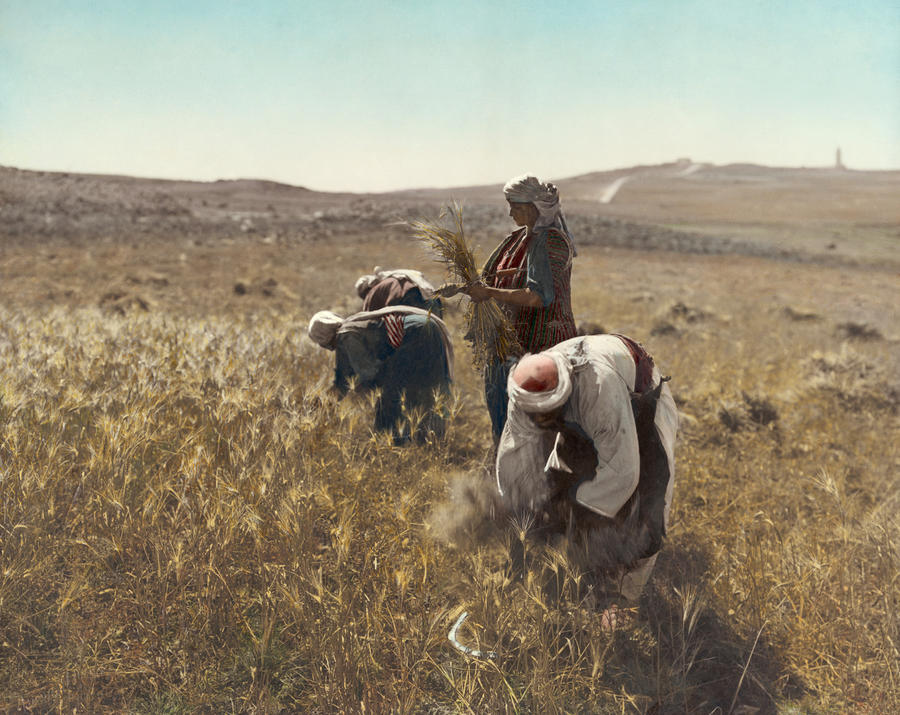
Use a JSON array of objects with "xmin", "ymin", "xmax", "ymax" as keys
[{"xmin": 599, "ymin": 603, "xmax": 636, "ymax": 632}]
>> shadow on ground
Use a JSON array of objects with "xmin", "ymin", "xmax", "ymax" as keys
[{"xmin": 625, "ymin": 541, "xmax": 805, "ymax": 714}]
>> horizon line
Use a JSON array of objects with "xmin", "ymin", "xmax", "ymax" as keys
[{"xmin": 3, "ymin": 159, "xmax": 899, "ymax": 196}]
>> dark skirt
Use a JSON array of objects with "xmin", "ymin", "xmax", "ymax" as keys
[{"xmin": 375, "ymin": 315, "xmax": 451, "ymax": 442}]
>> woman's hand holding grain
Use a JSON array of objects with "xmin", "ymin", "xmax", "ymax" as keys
[{"xmin": 464, "ymin": 281, "xmax": 492, "ymax": 303}]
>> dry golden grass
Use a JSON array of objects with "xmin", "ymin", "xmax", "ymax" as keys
[{"xmin": 0, "ymin": 239, "xmax": 898, "ymax": 713}]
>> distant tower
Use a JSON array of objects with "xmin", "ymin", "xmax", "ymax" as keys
[{"xmin": 835, "ymin": 147, "xmax": 845, "ymax": 170}]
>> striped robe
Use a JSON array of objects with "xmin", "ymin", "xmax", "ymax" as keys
[{"xmin": 482, "ymin": 226, "xmax": 576, "ymax": 354}]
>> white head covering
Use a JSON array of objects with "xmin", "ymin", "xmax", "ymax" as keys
[
  {"xmin": 503, "ymin": 174, "xmax": 576, "ymax": 258},
  {"xmin": 307, "ymin": 310, "xmax": 344, "ymax": 348},
  {"xmin": 354, "ymin": 274, "xmax": 379, "ymax": 298},
  {"xmin": 504, "ymin": 174, "xmax": 558, "ymax": 212},
  {"xmin": 506, "ymin": 350, "xmax": 573, "ymax": 414},
  {"xmin": 495, "ymin": 350, "xmax": 572, "ymax": 511}
]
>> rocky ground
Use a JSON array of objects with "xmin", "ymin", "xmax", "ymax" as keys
[
  {"xmin": 3, "ymin": 163, "xmax": 897, "ymax": 261},
  {"xmin": 1, "ymin": 161, "xmax": 897, "ymax": 337}
]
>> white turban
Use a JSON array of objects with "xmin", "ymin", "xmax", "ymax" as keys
[
  {"xmin": 495, "ymin": 350, "xmax": 573, "ymax": 510},
  {"xmin": 503, "ymin": 174, "xmax": 576, "ymax": 257},
  {"xmin": 307, "ymin": 310, "xmax": 344, "ymax": 348},
  {"xmin": 354, "ymin": 274, "xmax": 379, "ymax": 298},
  {"xmin": 504, "ymin": 173, "xmax": 558, "ymax": 205},
  {"xmin": 506, "ymin": 350, "xmax": 573, "ymax": 414}
]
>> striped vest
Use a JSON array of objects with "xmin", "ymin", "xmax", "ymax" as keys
[{"xmin": 483, "ymin": 227, "xmax": 576, "ymax": 355}]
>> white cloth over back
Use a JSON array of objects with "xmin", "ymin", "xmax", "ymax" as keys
[
  {"xmin": 338, "ymin": 305, "xmax": 454, "ymax": 382},
  {"xmin": 496, "ymin": 334, "xmax": 677, "ymax": 520}
]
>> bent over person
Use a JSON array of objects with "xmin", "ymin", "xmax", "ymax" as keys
[
  {"xmin": 355, "ymin": 267, "xmax": 443, "ymax": 317},
  {"xmin": 495, "ymin": 334, "xmax": 677, "ymax": 604},
  {"xmin": 308, "ymin": 306, "xmax": 453, "ymax": 444}
]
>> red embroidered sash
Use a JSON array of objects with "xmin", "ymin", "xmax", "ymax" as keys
[{"xmin": 611, "ymin": 334, "xmax": 655, "ymax": 393}]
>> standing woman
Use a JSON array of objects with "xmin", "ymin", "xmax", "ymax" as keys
[{"xmin": 463, "ymin": 174, "xmax": 577, "ymax": 440}]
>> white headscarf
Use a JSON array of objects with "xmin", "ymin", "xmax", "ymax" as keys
[
  {"xmin": 354, "ymin": 274, "xmax": 379, "ymax": 298},
  {"xmin": 307, "ymin": 311, "xmax": 344, "ymax": 348},
  {"xmin": 494, "ymin": 351, "xmax": 569, "ymax": 509},
  {"xmin": 506, "ymin": 350, "xmax": 573, "ymax": 414},
  {"xmin": 503, "ymin": 174, "xmax": 576, "ymax": 258}
]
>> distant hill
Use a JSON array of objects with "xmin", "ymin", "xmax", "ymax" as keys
[
  {"xmin": 0, "ymin": 165, "xmax": 359, "ymax": 244},
  {"xmin": 2, "ymin": 163, "xmax": 897, "ymax": 268},
  {"xmin": 388, "ymin": 161, "xmax": 900, "ymax": 218}
]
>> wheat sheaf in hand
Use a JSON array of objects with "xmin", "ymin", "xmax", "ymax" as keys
[{"xmin": 408, "ymin": 203, "xmax": 521, "ymax": 367}]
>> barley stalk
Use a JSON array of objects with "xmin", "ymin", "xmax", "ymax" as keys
[{"xmin": 408, "ymin": 203, "xmax": 521, "ymax": 366}]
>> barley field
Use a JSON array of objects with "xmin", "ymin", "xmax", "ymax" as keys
[{"xmin": 0, "ymin": 223, "xmax": 898, "ymax": 713}]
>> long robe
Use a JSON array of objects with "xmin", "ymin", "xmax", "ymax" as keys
[{"xmin": 496, "ymin": 334, "xmax": 678, "ymax": 598}]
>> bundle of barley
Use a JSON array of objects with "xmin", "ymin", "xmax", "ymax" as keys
[{"xmin": 409, "ymin": 203, "xmax": 521, "ymax": 367}]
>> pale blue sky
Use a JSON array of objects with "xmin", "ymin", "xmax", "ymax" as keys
[{"xmin": 2, "ymin": 0, "xmax": 898, "ymax": 191}]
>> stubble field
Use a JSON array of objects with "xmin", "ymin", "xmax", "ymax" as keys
[{"xmin": 1, "ymin": 166, "xmax": 898, "ymax": 712}]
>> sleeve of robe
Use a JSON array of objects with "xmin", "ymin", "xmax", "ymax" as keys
[
  {"xmin": 333, "ymin": 329, "xmax": 385, "ymax": 392},
  {"xmin": 524, "ymin": 230, "xmax": 555, "ymax": 307}
]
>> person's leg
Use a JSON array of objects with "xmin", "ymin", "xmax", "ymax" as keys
[
  {"xmin": 374, "ymin": 385, "xmax": 402, "ymax": 437},
  {"xmin": 617, "ymin": 552, "xmax": 659, "ymax": 602},
  {"xmin": 592, "ymin": 551, "xmax": 658, "ymax": 632},
  {"xmin": 654, "ymin": 377, "xmax": 678, "ymax": 530},
  {"xmin": 484, "ymin": 359, "xmax": 514, "ymax": 441},
  {"xmin": 412, "ymin": 378, "xmax": 450, "ymax": 441},
  {"xmin": 405, "ymin": 337, "xmax": 450, "ymax": 441},
  {"xmin": 385, "ymin": 317, "xmax": 450, "ymax": 442},
  {"xmin": 613, "ymin": 371, "xmax": 677, "ymax": 600}
]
